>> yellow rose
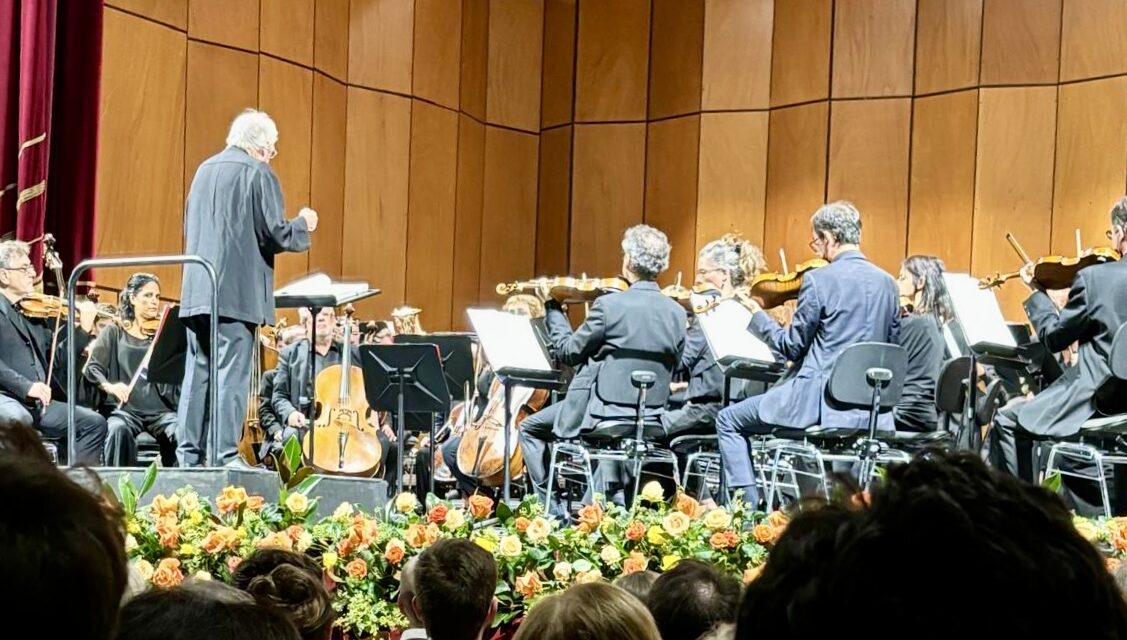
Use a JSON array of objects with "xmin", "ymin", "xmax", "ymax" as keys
[
  {"xmin": 662, "ymin": 512, "xmax": 691, "ymax": 537},
  {"xmin": 703, "ymin": 508, "xmax": 732, "ymax": 531},
  {"xmin": 179, "ymin": 492, "xmax": 200, "ymax": 513},
  {"xmin": 444, "ymin": 509, "xmax": 466, "ymax": 530},
  {"xmin": 661, "ymin": 555, "xmax": 681, "ymax": 571},
  {"xmin": 285, "ymin": 492, "xmax": 310, "ymax": 515},
  {"xmin": 296, "ymin": 531, "xmax": 314, "ymax": 552},
  {"xmin": 394, "ymin": 493, "xmax": 419, "ymax": 514},
  {"xmin": 127, "ymin": 520, "xmax": 141, "ymax": 535},
  {"xmin": 322, "ymin": 552, "xmax": 339, "ymax": 569},
  {"xmin": 178, "ymin": 544, "xmax": 197, "ymax": 557},
  {"xmin": 125, "ymin": 534, "xmax": 138, "ymax": 553},
  {"xmin": 639, "ymin": 481, "xmax": 665, "ymax": 503},
  {"xmin": 600, "ymin": 545, "xmax": 622, "ymax": 565},
  {"xmin": 499, "ymin": 535, "xmax": 523, "ymax": 557},
  {"xmin": 474, "ymin": 535, "xmax": 497, "ymax": 553},
  {"xmin": 334, "ymin": 502, "xmax": 354, "ymax": 519},
  {"xmin": 553, "ymin": 561, "xmax": 573, "ymax": 582},
  {"xmin": 575, "ymin": 568, "xmax": 603, "ymax": 584},
  {"xmin": 134, "ymin": 559, "xmax": 154, "ymax": 581},
  {"xmin": 526, "ymin": 517, "xmax": 551, "ymax": 543},
  {"xmin": 1074, "ymin": 518, "xmax": 1100, "ymax": 542},
  {"xmin": 188, "ymin": 511, "xmax": 204, "ymax": 526},
  {"xmin": 646, "ymin": 525, "xmax": 667, "ymax": 545}
]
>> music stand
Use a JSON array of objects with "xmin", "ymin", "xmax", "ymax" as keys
[
  {"xmin": 494, "ymin": 367, "xmax": 566, "ymax": 503},
  {"xmin": 145, "ymin": 306, "xmax": 189, "ymax": 385},
  {"xmin": 360, "ymin": 344, "xmax": 451, "ymax": 496}
]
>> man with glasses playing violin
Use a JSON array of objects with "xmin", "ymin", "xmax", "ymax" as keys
[{"xmin": 0, "ymin": 240, "xmax": 107, "ymax": 464}]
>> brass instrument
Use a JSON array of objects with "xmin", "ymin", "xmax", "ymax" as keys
[{"xmin": 392, "ymin": 306, "xmax": 425, "ymax": 335}]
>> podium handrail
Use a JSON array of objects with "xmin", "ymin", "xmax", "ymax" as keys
[{"xmin": 66, "ymin": 254, "xmax": 220, "ymax": 466}]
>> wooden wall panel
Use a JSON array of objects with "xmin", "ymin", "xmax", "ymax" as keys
[
  {"xmin": 261, "ymin": 0, "xmax": 315, "ymax": 66},
  {"xmin": 570, "ymin": 125, "xmax": 647, "ymax": 276},
  {"xmin": 405, "ymin": 102, "xmax": 459, "ymax": 329},
  {"xmin": 770, "ymin": 0, "xmax": 832, "ymax": 107},
  {"xmin": 314, "ymin": 0, "xmax": 350, "ymax": 80},
  {"xmin": 184, "ymin": 42, "xmax": 260, "ymax": 193},
  {"xmin": 542, "ymin": 0, "xmax": 577, "ymax": 129},
  {"xmin": 832, "ymin": 0, "xmax": 916, "ymax": 98},
  {"xmin": 188, "ymin": 0, "xmax": 259, "ymax": 51},
  {"xmin": 309, "ymin": 74, "xmax": 347, "ymax": 278},
  {"xmin": 348, "ymin": 0, "xmax": 414, "ymax": 93},
  {"xmin": 342, "ymin": 89, "xmax": 412, "ymax": 318},
  {"xmin": 479, "ymin": 128, "xmax": 540, "ymax": 301},
  {"xmin": 701, "ymin": 0, "xmax": 773, "ymax": 111},
  {"xmin": 259, "ymin": 57, "xmax": 314, "ymax": 291},
  {"xmin": 106, "ymin": 0, "xmax": 187, "ymax": 29},
  {"xmin": 648, "ymin": 0, "xmax": 704, "ymax": 120},
  {"xmin": 413, "ymin": 0, "xmax": 462, "ymax": 110},
  {"xmin": 536, "ymin": 127, "xmax": 573, "ymax": 276},
  {"xmin": 826, "ymin": 100, "xmax": 911, "ymax": 274},
  {"xmin": 1051, "ymin": 77, "xmax": 1127, "ymax": 254},
  {"xmin": 575, "ymin": 0, "xmax": 651, "ymax": 122},
  {"xmin": 907, "ymin": 90, "xmax": 979, "ymax": 271},
  {"xmin": 450, "ymin": 116, "xmax": 485, "ymax": 328},
  {"xmin": 764, "ymin": 102, "xmax": 828, "ymax": 268},
  {"xmin": 980, "ymin": 0, "xmax": 1062, "ymax": 85},
  {"xmin": 972, "ymin": 87, "xmax": 1058, "ymax": 320},
  {"xmin": 1060, "ymin": 0, "xmax": 1127, "ymax": 82},
  {"xmin": 96, "ymin": 9, "xmax": 187, "ymax": 290},
  {"xmin": 486, "ymin": 0, "xmax": 544, "ymax": 132},
  {"xmin": 644, "ymin": 116, "xmax": 700, "ymax": 285},
  {"xmin": 696, "ymin": 112, "xmax": 768, "ymax": 251},
  {"xmin": 914, "ymin": 0, "xmax": 982, "ymax": 95},
  {"xmin": 460, "ymin": 0, "xmax": 489, "ymax": 121}
]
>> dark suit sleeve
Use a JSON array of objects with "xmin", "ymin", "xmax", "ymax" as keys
[
  {"xmin": 676, "ymin": 316, "xmax": 699, "ymax": 375},
  {"xmin": 545, "ymin": 299, "xmax": 607, "ymax": 367},
  {"xmin": 0, "ymin": 356, "xmax": 33, "ymax": 400},
  {"xmin": 749, "ymin": 275, "xmax": 820, "ymax": 362},
  {"xmin": 271, "ymin": 347, "xmax": 301, "ymax": 425},
  {"xmin": 254, "ymin": 168, "xmax": 311, "ymax": 255},
  {"xmin": 259, "ymin": 371, "xmax": 280, "ymax": 436},
  {"xmin": 1024, "ymin": 272, "xmax": 1090, "ymax": 354}
]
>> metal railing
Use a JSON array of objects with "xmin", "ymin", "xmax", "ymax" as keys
[{"xmin": 66, "ymin": 255, "xmax": 220, "ymax": 466}]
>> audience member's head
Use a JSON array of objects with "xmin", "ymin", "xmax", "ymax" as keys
[
  {"xmin": 514, "ymin": 583, "xmax": 661, "ymax": 640},
  {"xmin": 738, "ymin": 452, "xmax": 1127, "ymax": 639},
  {"xmin": 614, "ymin": 570, "xmax": 659, "ymax": 602},
  {"xmin": 232, "ymin": 549, "xmax": 334, "ymax": 640},
  {"xmin": 398, "ymin": 556, "xmax": 424, "ymax": 628},
  {"xmin": 647, "ymin": 560, "xmax": 740, "ymax": 640},
  {"xmin": 414, "ymin": 538, "xmax": 498, "ymax": 640},
  {"xmin": 0, "ymin": 439, "xmax": 126, "ymax": 640},
  {"xmin": 117, "ymin": 580, "xmax": 300, "ymax": 640}
]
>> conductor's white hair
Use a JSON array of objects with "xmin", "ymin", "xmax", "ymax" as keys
[
  {"xmin": 621, "ymin": 224, "xmax": 671, "ymax": 280},
  {"xmin": 225, "ymin": 109, "xmax": 278, "ymax": 153}
]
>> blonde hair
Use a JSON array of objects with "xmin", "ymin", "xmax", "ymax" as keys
[
  {"xmin": 699, "ymin": 233, "xmax": 767, "ymax": 285},
  {"xmin": 502, "ymin": 294, "xmax": 544, "ymax": 318},
  {"xmin": 513, "ymin": 583, "xmax": 661, "ymax": 640}
]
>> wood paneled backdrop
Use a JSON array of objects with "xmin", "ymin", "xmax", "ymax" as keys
[{"xmin": 97, "ymin": 0, "xmax": 1127, "ymax": 326}]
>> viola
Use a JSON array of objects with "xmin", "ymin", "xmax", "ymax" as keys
[
  {"xmin": 747, "ymin": 257, "xmax": 828, "ymax": 309},
  {"xmin": 456, "ymin": 378, "xmax": 549, "ymax": 487},
  {"xmin": 978, "ymin": 231, "xmax": 1120, "ymax": 290},
  {"xmin": 496, "ymin": 275, "xmax": 628, "ymax": 304}
]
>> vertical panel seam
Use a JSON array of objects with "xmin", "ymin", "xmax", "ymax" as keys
[
  {"xmin": 905, "ymin": 0, "xmax": 920, "ymax": 258},
  {"xmin": 641, "ymin": 0, "xmax": 655, "ymax": 225},
  {"xmin": 823, "ymin": 0, "xmax": 836, "ymax": 203}
]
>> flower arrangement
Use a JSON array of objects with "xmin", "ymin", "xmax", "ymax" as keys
[
  {"xmin": 1072, "ymin": 515, "xmax": 1127, "ymax": 573},
  {"xmin": 118, "ymin": 467, "xmax": 786, "ymax": 639}
]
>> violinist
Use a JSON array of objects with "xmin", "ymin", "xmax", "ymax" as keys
[
  {"xmin": 518, "ymin": 225, "xmax": 687, "ymax": 509},
  {"xmin": 84, "ymin": 273, "xmax": 179, "ymax": 467},
  {"xmin": 716, "ymin": 202, "xmax": 900, "ymax": 506},
  {"xmin": 988, "ymin": 197, "xmax": 1127, "ymax": 512},
  {"xmin": 0, "ymin": 240, "xmax": 107, "ymax": 464},
  {"xmin": 893, "ymin": 256, "xmax": 951, "ymax": 433}
]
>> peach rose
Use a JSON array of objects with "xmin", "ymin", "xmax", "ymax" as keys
[
  {"xmin": 257, "ymin": 531, "xmax": 294, "ymax": 551},
  {"xmin": 577, "ymin": 504, "xmax": 604, "ymax": 532},
  {"xmin": 226, "ymin": 556, "xmax": 243, "ymax": 573},
  {"xmin": 674, "ymin": 492, "xmax": 702, "ymax": 519},
  {"xmin": 621, "ymin": 552, "xmax": 647, "ymax": 575},
  {"xmin": 515, "ymin": 571, "xmax": 543, "ymax": 599},
  {"xmin": 155, "ymin": 516, "xmax": 180, "ymax": 549},
  {"xmin": 766, "ymin": 510, "xmax": 789, "ymax": 529},
  {"xmin": 514, "ymin": 517, "xmax": 531, "ymax": 534},
  {"xmin": 201, "ymin": 526, "xmax": 239, "ymax": 554},
  {"xmin": 468, "ymin": 494, "xmax": 494, "ymax": 520},
  {"xmin": 850, "ymin": 490, "xmax": 871, "ymax": 508},
  {"xmin": 152, "ymin": 558, "xmax": 183, "ymax": 588},
  {"xmin": 216, "ymin": 486, "xmax": 248, "ymax": 514},
  {"xmin": 625, "ymin": 521, "xmax": 645, "ymax": 542},
  {"xmin": 385, "ymin": 538, "xmax": 407, "ymax": 564},
  {"xmin": 661, "ymin": 512, "xmax": 690, "ymax": 537},
  {"xmin": 346, "ymin": 558, "xmax": 368, "ymax": 579},
  {"xmin": 428, "ymin": 504, "xmax": 449, "ymax": 525},
  {"xmin": 246, "ymin": 495, "xmax": 266, "ymax": 511},
  {"xmin": 575, "ymin": 568, "xmax": 603, "ymax": 584},
  {"xmin": 405, "ymin": 524, "xmax": 429, "ymax": 549},
  {"xmin": 337, "ymin": 536, "xmax": 357, "ymax": 557},
  {"xmin": 752, "ymin": 524, "xmax": 775, "ymax": 544},
  {"xmin": 710, "ymin": 531, "xmax": 740, "ymax": 550},
  {"xmin": 743, "ymin": 565, "xmax": 763, "ymax": 584},
  {"xmin": 1109, "ymin": 557, "xmax": 1122, "ymax": 574},
  {"xmin": 150, "ymin": 494, "xmax": 179, "ymax": 518},
  {"xmin": 286, "ymin": 524, "xmax": 305, "ymax": 542},
  {"xmin": 351, "ymin": 515, "xmax": 380, "ymax": 548}
]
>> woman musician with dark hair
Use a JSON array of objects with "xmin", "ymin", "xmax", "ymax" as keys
[
  {"xmin": 894, "ymin": 255, "xmax": 953, "ymax": 432},
  {"xmin": 84, "ymin": 273, "xmax": 179, "ymax": 466}
]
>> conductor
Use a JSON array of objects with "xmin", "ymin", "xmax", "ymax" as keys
[{"xmin": 176, "ymin": 109, "xmax": 318, "ymax": 467}]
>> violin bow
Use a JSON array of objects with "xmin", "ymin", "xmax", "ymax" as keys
[{"xmin": 42, "ymin": 234, "xmax": 65, "ymax": 388}]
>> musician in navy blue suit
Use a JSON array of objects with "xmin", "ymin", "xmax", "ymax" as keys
[{"xmin": 715, "ymin": 201, "xmax": 900, "ymax": 505}]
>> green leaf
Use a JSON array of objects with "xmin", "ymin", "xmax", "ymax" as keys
[
  {"xmin": 139, "ymin": 461, "xmax": 158, "ymax": 500},
  {"xmin": 496, "ymin": 500, "xmax": 513, "ymax": 522},
  {"xmin": 292, "ymin": 470, "xmax": 320, "ymax": 494},
  {"xmin": 693, "ymin": 549, "xmax": 715, "ymax": 562},
  {"xmin": 284, "ymin": 435, "xmax": 303, "ymax": 475},
  {"xmin": 1042, "ymin": 471, "xmax": 1063, "ymax": 493},
  {"xmin": 117, "ymin": 474, "xmax": 136, "ymax": 515},
  {"xmin": 572, "ymin": 559, "xmax": 593, "ymax": 573}
]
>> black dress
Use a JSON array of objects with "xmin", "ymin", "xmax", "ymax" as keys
[{"xmin": 894, "ymin": 314, "xmax": 944, "ymax": 432}]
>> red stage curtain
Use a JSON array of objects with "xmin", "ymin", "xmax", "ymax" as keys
[{"xmin": 0, "ymin": 0, "xmax": 102, "ymax": 288}]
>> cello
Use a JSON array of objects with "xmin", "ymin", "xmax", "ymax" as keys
[
  {"xmin": 456, "ymin": 377, "xmax": 549, "ymax": 488},
  {"xmin": 303, "ymin": 305, "xmax": 383, "ymax": 476},
  {"xmin": 237, "ymin": 318, "xmax": 286, "ymax": 467}
]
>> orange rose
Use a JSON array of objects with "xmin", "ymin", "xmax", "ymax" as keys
[
  {"xmin": 337, "ymin": 536, "xmax": 357, "ymax": 557},
  {"xmin": 246, "ymin": 496, "xmax": 266, "ymax": 511},
  {"xmin": 515, "ymin": 571, "xmax": 542, "ymax": 599},
  {"xmin": 577, "ymin": 504, "xmax": 603, "ymax": 531},
  {"xmin": 286, "ymin": 524, "xmax": 305, "ymax": 542},
  {"xmin": 752, "ymin": 524, "xmax": 775, "ymax": 544},
  {"xmin": 1109, "ymin": 557, "xmax": 1123, "ymax": 573},
  {"xmin": 155, "ymin": 516, "xmax": 180, "ymax": 549},
  {"xmin": 468, "ymin": 494, "xmax": 494, "ymax": 520},
  {"xmin": 428, "ymin": 504, "xmax": 449, "ymax": 525},
  {"xmin": 216, "ymin": 486, "xmax": 248, "ymax": 515},
  {"xmin": 674, "ymin": 492, "xmax": 702, "ymax": 519},
  {"xmin": 150, "ymin": 494, "xmax": 179, "ymax": 518},
  {"xmin": 709, "ymin": 532, "xmax": 730, "ymax": 550},
  {"xmin": 351, "ymin": 515, "xmax": 379, "ymax": 548},
  {"xmin": 257, "ymin": 531, "xmax": 294, "ymax": 551},
  {"xmin": 201, "ymin": 526, "xmax": 239, "ymax": 554},
  {"xmin": 766, "ymin": 510, "xmax": 788, "ymax": 529},
  {"xmin": 625, "ymin": 521, "xmax": 645, "ymax": 542},
  {"xmin": 514, "ymin": 517, "xmax": 531, "ymax": 534},
  {"xmin": 405, "ymin": 523, "xmax": 429, "ymax": 548},
  {"xmin": 346, "ymin": 558, "xmax": 368, "ymax": 579},
  {"xmin": 743, "ymin": 565, "xmax": 763, "ymax": 584},
  {"xmin": 621, "ymin": 551, "xmax": 648, "ymax": 575},
  {"xmin": 850, "ymin": 491, "xmax": 871, "ymax": 508},
  {"xmin": 152, "ymin": 558, "xmax": 184, "ymax": 588},
  {"xmin": 385, "ymin": 538, "xmax": 406, "ymax": 565}
]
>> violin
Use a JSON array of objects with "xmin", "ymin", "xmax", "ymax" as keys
[
  {"xmin": 496, "ymin": 274, "xmax": 628, "ymax": 304},
  {"xmin": 978, "ymin": 231, "xmax": 1120, "ymax": 290},
  {"xmin": 456, "ymin": 377, "xmax": 549, "ymax": 487},
  {"xmin": 17, "ymin": 293, "xmax": 119, "ymax": 321},
  {"xmin": 748, "ymin": 256, "xmax": 828, "ymax": 309}
]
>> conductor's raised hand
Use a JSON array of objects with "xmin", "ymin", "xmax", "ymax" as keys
[{"xmin": 298, "ymin": 207, "xmax": 319, "ymax": 232}]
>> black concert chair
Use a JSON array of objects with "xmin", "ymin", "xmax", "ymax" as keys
[
  {"xmin": 1043, "ymin": 323, "xmax": 1127, "ymax": 517},
  {"xmin": 761, "ymin": 343, "xmax": 911, "ymax": 511}
]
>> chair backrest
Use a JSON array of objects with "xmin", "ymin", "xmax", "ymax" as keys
[
  {"xmin": 594, "ymin": 354, "xmax": 672, "ymax": 410},
  {"xmin": 935, "ymin": 356, "xmax": 972, "ymax": 414},
  {"xmin": 827, "ymin": 342, "xmax": 907, "ymax": 409}
]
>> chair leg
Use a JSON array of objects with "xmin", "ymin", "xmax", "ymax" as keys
[
  {"xmin": 765, "ymin": 447, "xmax": 784, "ymax": 512},
  {"xmin": 1095, "ymin": 449, "xmax": 1112, "ymax": 519},
  {"xmin": 545, "ymin": 444, "xmax": 559, "ymax": 517}
]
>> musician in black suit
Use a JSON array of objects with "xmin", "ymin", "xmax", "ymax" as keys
[
  {"xmin": 178, "ymin": 109, "xmax": 316, "ymax": 467},
  {"xmin": 256, "ymin": 323, "xmax": 304, "ymax": 461},
  {"xmin": 518, "ymin": 225, "xmax": 688, "ymax": 503},
  {"xmin": 0, "ymin": 240, "xmax": 107, "ymax": 464},
  {"xmin": 989, "ymin": 198, "xmax": 1127, "ymax": 500}
]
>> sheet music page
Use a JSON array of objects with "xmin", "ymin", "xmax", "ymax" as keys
[
  {"xmin": 466, "ymin": 308, "xmax": 552, "ymax": 371},
  {"xmin": 697, "ymin": 300, "xmax": 775, "ymax": 363},
  {"xmin": 275, "ymin": 272, "xmax": 370, "ymax": 301},
  {"xmin": 942, "ymin": 273, "xmax": 1017, "ymax": 350}
]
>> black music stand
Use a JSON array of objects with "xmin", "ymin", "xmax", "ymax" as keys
[
  {"xmin": 145, "ymin": 306, "xmax": 189, "ymax": 384},
  {"xmin": 394, "ymin": 334, "xmax": 476, "ymax": 494},
  {"xmin": 494, "ymin": 367, "xmax": 566, "ymax": 503},
  {"xmin": 360, "ymin": 344, "xmax": 451, "ymax": 496}
]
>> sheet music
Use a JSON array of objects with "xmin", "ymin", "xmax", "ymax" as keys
[
  {"xmin": 275, "ymin": 272, "xmax": 370, "ymax": 302},
  {"xmin": 466, "ymin": 308, "xmax": 552, "ymax": 371},
  {"xmin": 942, "ymin": 273, "xmax": 1017, "ymax": 351},
  {"xmin": 697, "ymin": 300, "xmax": 776, "ymax": 364}
]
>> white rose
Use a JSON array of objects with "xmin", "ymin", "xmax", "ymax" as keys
[
  {"xmin": 134, "ymin": 559, "xmax": 154, "ymax": 581},
  {"xmin": 600, "ymin": 546, "xmax": 622, "ymax": 565},
  {"xmin": 333, "ymin": 501, "xmax": 354, "ymax": 519},
  {"xmin": 553, "ymin": 562, "xmax": 573, "ymax": 582},
  {"xmin": 640, "ymin": 481, "xmax": 664, "ymax": 503},
  {"xmin": 394, "ymin": 493, "xmax": 419, "ymax": 514},
  {"xmin": 180, "ymin": 492, "xmax": 200, "ymax": 513},
  {"xmin": 297, "ymin": 531, "xmax": 314, "ymax": 552},
  {"xmin": 125, "ymin": 534, "xmax": 139, "ymax": 553},
  {"xmin": 444, "ymin": 508, "xmax": 466, "ymax": 530}
]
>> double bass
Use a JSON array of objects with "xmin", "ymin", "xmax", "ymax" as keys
[
  {"xmin": 304, "ymin": 305, "xmax": 383, "ymax": 476},
  {"xmin": 456, "ymin": 378, "xmax": 549, "ymax": 487},
  {"xmin": 237, "ymin": 318, "xmax": 287, "ymax": 467}
]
